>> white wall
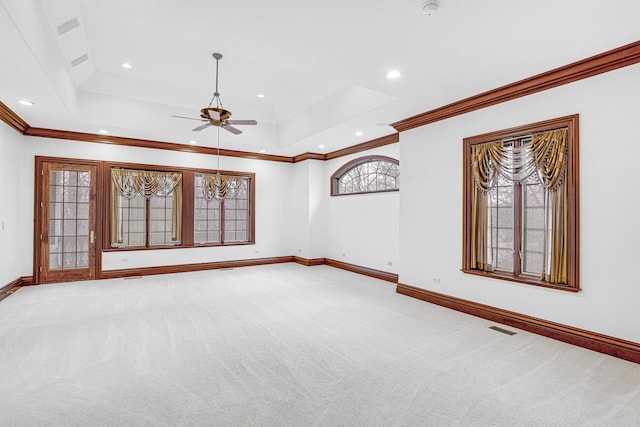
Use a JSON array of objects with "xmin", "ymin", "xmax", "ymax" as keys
[
  {"xmin": 17, "ymin": 134, "xmax": 401, "ymax": 279},
  {"xmin": 291, "ymin": 160, "xmax": 311, "ymax": 257},
  {"xmin": 20, "ymin": 138, "xmax": 294, "ymax": 273},
  {"xmin": 399, "ymin": 63, "xmax": 640, "ymax": 342},
  {"xmin": 0, "ymin": 122, "xmax": 23, "ymax": 284},
  {"xmin": 325, "ymin": 144, "xmax": 400, "ymax": 273},
  {"xmin": 291, "ymin": 160, "xmax": 328, "ymax": 259}
]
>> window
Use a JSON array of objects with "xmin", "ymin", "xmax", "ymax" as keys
[
  {"xmin": 194, "ymin": 174, "xmax": 251, "ymax": 244},
  {"xmin": 109, "ymin": 168, "xmax": 182, "ymax": 248},
  {"xmin": 107, "ymin": 165, "xmax": 254, "ymax": 250},
  {"xmin": 331, "ymin": 155, "xmax": 399, "ymax": 195},
  {"xmin": 462, "ymin": 115, "xmax": 579, "ymax": 291}
]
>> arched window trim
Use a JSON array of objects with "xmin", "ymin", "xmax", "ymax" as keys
[{"xmin": 330, "ymin": 155, "xmax": 400, "ymax": 196}]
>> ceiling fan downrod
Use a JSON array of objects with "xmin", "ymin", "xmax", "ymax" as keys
[{"xmin": 210, "ymin": 52, "xmax": 223, "ymax": 108}]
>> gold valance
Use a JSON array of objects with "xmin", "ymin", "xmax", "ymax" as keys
[
  {"xmin": 111, "ymin": 168, "xmax": 182, "ymax": 198},
  {"xmin": 200, "ymin": 173, "xmax": 243, "ymax": 200},
  {"xmin": 471, "ymin": 128, "xmax": 567, "ymax": 191}
]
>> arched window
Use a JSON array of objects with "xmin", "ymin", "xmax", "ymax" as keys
[{"xmin": 331, "ymin": 155, "xmax": 399, "ymax": 196}]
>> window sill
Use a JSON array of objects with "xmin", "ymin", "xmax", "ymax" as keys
[
  {"xmin": 331, "ymin": 188, "xmax": 399, "ymax": 197},
  {"xmin": 461, "ymin": 268, "xmax": 580, "ymax": 293},
  {"xmin": 104, "ymin": 241, "xmax": 255, "ymax": 252},
  {"xmin": 193, "ymin": 241, "xmax": 256, "ymax": 248}
]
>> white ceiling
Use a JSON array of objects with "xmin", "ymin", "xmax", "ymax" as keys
[{"xmin": 1, "ymin": 0, "xmax": 639, "ymax": 156}]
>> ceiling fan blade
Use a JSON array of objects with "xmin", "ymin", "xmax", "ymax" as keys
[
  {"xmin": 171, "ymin": 114, "xmax": 207, "ymax": 122},
  {"xmin": 192, "ymin": 123, "xmax": 212, "ymax": 131},
  {"xmin": 222, "ymin": 124, "xmax": 242, "ymax": 135},
  {"xmin": 227, "ymin": 120, "xmax": 257, "ymax": 126}
]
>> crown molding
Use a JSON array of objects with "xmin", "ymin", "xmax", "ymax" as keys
[
  {"xmin": 293, "ymin": 152, "xmax": 326, "ymax": 162},
  {"xmin": 0, "ymin": 101, "xmax": 29, "ymax": 134},
  {"xmin": 0, "ymin": 115, "xmax": 397, "ymax": 163},
  {"xmin": 24, "ymin": 127, "xmax": 294, "ymax": 163},
  {"xmin": 291, "ymin": 133, "xmax": 400, "ymax": 162},
  {"xmin": 391, "ymin": 40, "xmax": 640, "ymax": 132},
  {"xmin": 3, "ymin": 41, "xmax": 638, "ymax": 160},
  {"xmin": 325, "ymin": 133, "xmax": 399, "ymax": 160}
]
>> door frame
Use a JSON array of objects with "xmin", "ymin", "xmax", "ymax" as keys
[{"xmin": 34, "ymin": 156, "xmax": 104, "ymax": 284}]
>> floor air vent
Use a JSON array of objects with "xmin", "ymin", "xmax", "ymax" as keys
[{"xmin": 489, "ymin": 325, "xmax": 517, "ymax": 336}]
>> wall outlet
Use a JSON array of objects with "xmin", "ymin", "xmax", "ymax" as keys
[
  {"xmin": 387, "ymin": 261, "xmax": 393, "ymax": 266},
  {"xmin": 341, "ymin": 253, "xmax": 346, "ymax": 257},
  {"xmin": 253, "ymin": 250, "xmax": 259, "ymax": 254},
  {"xmin": 122, "ymin": 258, "xmax": 128, "ymax": 263},
  {"xmin": 1, "ymin": 221, "xmax": 4, "ymax": 230},
  {"xmin": 433, "ymin": 277, "xmax": 441, "ymax": 284},
  {"xmin": 298, "ymin": 249, "xmax": 302, "ymax": 253}
]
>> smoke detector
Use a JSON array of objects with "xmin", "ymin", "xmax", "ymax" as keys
[{"xmin": 421, "ymin": 0, "xmax": 440, "ymax": 16}]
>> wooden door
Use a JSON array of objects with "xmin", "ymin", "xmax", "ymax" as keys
[{"xmin": 38, "ymin": 161, "xmax": 98, "ymax": 283}]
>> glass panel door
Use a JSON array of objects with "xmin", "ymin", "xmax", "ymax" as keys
[{"xmin": 40, "ymin": 162, "xmax": 97, "ymax": 283}]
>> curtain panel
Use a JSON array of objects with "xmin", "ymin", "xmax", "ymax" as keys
[{"xmin": 470, "ymin": 128, "xmax": 568, "ymax": 284}]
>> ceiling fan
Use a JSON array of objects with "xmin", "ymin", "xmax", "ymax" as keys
[{"xmin": 171, "ymin": 53, "xmax": 257, "ymax": 135}]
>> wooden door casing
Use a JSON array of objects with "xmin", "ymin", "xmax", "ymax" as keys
[{"xmin": 36, "ymin": 159, "xmax": 99, "ymax": 284}]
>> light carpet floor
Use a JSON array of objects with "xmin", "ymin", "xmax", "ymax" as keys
[{"xmin": 0, "ymin": 263, "xmax": 639, "ymax": 426}]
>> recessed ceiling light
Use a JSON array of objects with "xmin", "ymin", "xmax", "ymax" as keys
[
  {"xmin": 318, "ymin": 144, "xmax": 325, "ymax": 149},
  {"xmin": 98, "ymin": 129, "xmax": 108, "ymax": 134},
  {"xmin": 355, "ymin": 131, "xmax": 364, "ymax": 136},
  {"xmin": 386, "ymin": 70, "xmax": 402, "ymax": 80},
  {"xmin": 18, "ymin": 99, "xmax": 35, "ymax": 106},
  {"xmin": 121, "ymin": 62, "xmax": 132, "ymax": 69},
  {"xmin": 257, "ymin": 93, "xmax": 265, "ymax": 98},
  {"xmin": 189, "ymin": 140, "xmax": 198, "ymax": 145},
  {"xmin": 259, "ymin": 149, "xmax": 266, "ymax": 153}
]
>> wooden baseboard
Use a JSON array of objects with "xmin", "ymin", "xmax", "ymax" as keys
[
  {"xmin": 294, "ymin": 256, "xmax": 326, "ymax": 266},
  {"xmin": 20, "ymin": 276, "xmax": 34, "ymax": 287},
  {"xmin": 99, "ymin": 256, "xmax": 295, "ymax": 279},
  {"xmin": 0, "ymin": 278, "xmax": 20, "ymax": 302},
  {"xmin": 326, "ymin": 259, "xmax": 398, "ymax": 283},
  {"xmin": 397, "ymin": 283, "xmax": 640, "ymax": 364},
  {"xmin": 0, "ymin": 276, "xmax": 32, "ymax": 302},
  {"xmin": 294, "ymin": 257, "xmax": 399, "ymax": 283}
]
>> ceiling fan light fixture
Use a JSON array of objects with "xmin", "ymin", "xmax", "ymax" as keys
[
  {"xmin": 121, "ymin": 62, "xmax": 132, "ymax": 69},
  {"xmin": 257, "ymin": 93, "xmax": 265, "ymax": 98}
]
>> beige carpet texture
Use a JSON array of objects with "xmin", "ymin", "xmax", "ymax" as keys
[{"xmin": 1, "ymin": 263, "xmax": 639, "ymax": 426}]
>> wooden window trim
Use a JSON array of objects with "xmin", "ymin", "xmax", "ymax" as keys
[
  {"xmin": 103, "ymin": 161, "xmax": 255, "ymax": 252},
  {"xmin": 331, "ymin": 188, "xmax": 399, "ymax": 197},
  {"xmin": 462, "ymin": 114, "xmax": 580, "ymax": 291},
  {"xmin": 330, "ymin": 155, "xmax": 399, "ymax": 196}
]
